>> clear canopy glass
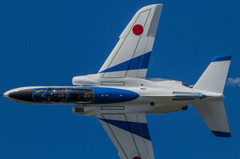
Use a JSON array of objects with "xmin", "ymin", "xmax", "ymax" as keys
[{"xmin": 33, "ymin": 88, "xmax": 94, "ymax": 103}]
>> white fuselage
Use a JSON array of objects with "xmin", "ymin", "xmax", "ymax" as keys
[
  {"xmin": 4, "ymin": 75, "xmax": 223, "ymax": 117},
  {"xmin": 72, "ymin": 76, "xmax": 223, "ymax": 116}
]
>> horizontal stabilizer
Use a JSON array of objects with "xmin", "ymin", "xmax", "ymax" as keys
[{"xmin": 194, "ymin": 100, "xmax": 231, "ymax": 137}]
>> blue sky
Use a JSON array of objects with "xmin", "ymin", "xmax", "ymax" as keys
[{"xmin": 0, "ymin": 0, "xmax": 240, "ymax": 158}]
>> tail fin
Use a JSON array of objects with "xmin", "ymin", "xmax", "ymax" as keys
[
  {"xmin": 193, "ymin": 56, "xmax": 232, "ymax": 137},
  {"xmin": 194, "ymin": 100, "xmax": 231, "ymax": 137},
  {"xmin": 98, "ymin": 4, "xmax": 163, "ymax": 78},
  {"xmin": 193, "ymin": 56, "xmax": 231, "ymax": 93}
]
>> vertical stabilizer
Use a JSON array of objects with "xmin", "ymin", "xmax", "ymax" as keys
[{"xmin": 193, "ymin": 56, "xmax": 231, "ymax": 93}]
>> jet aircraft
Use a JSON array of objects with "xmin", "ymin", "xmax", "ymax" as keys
[{"xmin": 3, "ymin": 4, "xmax": 231, "ymax": 159}]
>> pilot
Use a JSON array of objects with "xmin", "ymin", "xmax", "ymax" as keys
[{"xmin": 47, "ymin": 92, "xmax": 54, "ymax": 102}]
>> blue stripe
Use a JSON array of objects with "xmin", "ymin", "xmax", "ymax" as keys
[
  {"xmin": 140, "ymin": 52, "xmax": 151, "ymax": 69},
  {"xmin": 32, "ymin": 89, "xmax": 37, "ymax": 102},
  {"xmin": 212, "ymin": 131, "xmax": 231, "ymax": 137},
  {"xmin": 90, "ymin": 87, "xmax": 139, "ymax": 104},
  {"xmin": 100, "ymin": 52, "xmax": 151, "ymax": 73},
  {"xmin": 43, "ymin": 88, "xmax": 48, "ymax": 101},
  {"xmin": 128, "ymin": 52, "xmax": 151, "ymax": 70},
  {"xmin": 100, "ymin": 118, "xmax": 151, "ymax": 141},
  {"xmin": 66, "ymin": 88, "xmax": 69, "ymax": 102},
  {"xmin": 174, "ymin": 94, "xmax": 209, "ymax": 98},
  {"xmin": 212, "ymin": 56, "xmax": 232, "ymax": 62}
]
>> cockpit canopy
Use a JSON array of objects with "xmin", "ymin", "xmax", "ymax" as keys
[{"xmin": 33, "ymin": 88, "xmax": 94, "ymax": 103}]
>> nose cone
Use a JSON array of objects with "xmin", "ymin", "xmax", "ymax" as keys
[
  {"xmin": 4, "ymin": 88, "xmax": 34, "ymax": 102},
  {"xmin": 3, "ymin": 90, "xmax": 11, "ymax": 99}
]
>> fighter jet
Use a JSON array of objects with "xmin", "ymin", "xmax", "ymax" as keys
[{"xmin": 3, "ymin": 4, "xmax": 231, "ymax": 159}]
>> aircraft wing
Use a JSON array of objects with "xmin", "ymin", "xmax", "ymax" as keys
[
  {"xmin": 98, "ymin": 4, "xmax": 162, "ymax": 79},
  {"xmin": 98, "ymin": 113, "xmax": 154, "ymax": 159}
]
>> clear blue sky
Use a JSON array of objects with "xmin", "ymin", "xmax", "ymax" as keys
[{"xmin": 0, "ymin": 0, "xmax": 240, "ymax": 158}]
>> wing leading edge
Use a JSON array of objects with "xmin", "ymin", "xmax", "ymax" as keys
[{"xmin": 98, "ymin": 113, "xmax": 154, "ymax": 159}]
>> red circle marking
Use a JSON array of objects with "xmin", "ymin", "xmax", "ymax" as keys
[
  {"xmin": 132, "ymin": 24, "xmax": 144, "ymax": 36},
  {"xmin": 133, "ymin": 157, "xmax": 141, "ymax": 159}
]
